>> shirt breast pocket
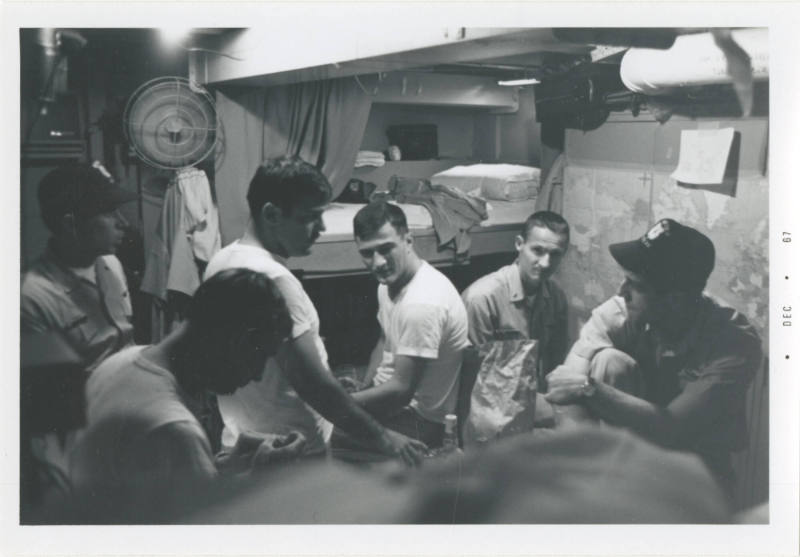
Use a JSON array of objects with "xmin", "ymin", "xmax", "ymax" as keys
[{"xmin": 61, "ymin": 308, "xmax": 101, "ymax": 349}]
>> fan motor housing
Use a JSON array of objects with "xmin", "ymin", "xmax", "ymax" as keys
[{"xmin": 123, "ymin": 76, "xmax": 217, "ymax": 170}]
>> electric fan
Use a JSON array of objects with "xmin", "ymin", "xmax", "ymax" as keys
[{"xmin": 123, "ymin": 76, "xmax": 217, "ymax": 170}]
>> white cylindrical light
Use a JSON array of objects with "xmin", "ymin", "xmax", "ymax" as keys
[{"xmin": 620, "ymin": 28, "xmax": 769, "ymax": 95}]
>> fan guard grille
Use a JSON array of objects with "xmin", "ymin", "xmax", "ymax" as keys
[{"xmin": 124, "ymin": 77, "xmax": 217, "ymax": 170}]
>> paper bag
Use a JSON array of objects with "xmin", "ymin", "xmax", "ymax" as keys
[{"xmin": 463, "ymin": 339, "xmax": 539, "ymax": 446}]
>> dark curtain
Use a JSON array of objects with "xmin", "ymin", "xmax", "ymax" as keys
[{"xmin": 215, "ymin": 78, "xmax": 372, "ymax": 244}]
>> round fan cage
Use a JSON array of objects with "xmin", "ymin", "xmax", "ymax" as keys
[{"xmin": 123, "ymin": 76, "xmax": 218, "ymax": 170}]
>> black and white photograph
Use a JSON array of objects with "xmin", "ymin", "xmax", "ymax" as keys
[{"xmin": 4, "ymin": 2, "xmax": 799, "ymax": 556}]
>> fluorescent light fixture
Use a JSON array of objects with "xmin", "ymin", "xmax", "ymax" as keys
[
  {"xmin": 160, "ymin": 27, "xmax": 193, "ymax": 45},
  {"xmin": 497, "ymin": 78, "xmax": 541, "ymax": 86}
]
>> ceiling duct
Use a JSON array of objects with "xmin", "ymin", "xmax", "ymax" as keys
[{"xmin": 620, "ymin": 28, "xmax": 768, "ymax": 95}]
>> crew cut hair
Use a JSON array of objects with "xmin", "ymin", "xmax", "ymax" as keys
[
  {"xmin": 353, "ymin": 201, "xmax": 409, "ymax": 240},
  {"xmin": 521, "ymin": 210, "xmax": 570, "ymax": 244},
  {"xmin": 246, "ymin": 156, "xmax": 332, "ymax": 217}
]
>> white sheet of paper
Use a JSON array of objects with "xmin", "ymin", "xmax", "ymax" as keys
[{"xmin": 670, "ymin": 127, "xmax": 735, "ymax": 184}]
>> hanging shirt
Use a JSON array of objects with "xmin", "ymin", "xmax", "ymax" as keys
[
  {"xmin": 175, "ymin": 167, "xmax": 221, "ymax": 263},
  {"xmin": 141, "ymin": 167, "xmax": 221, "ymax": 302},
  {"xmin": 390, "ymin": 178, "xmax": 488, "ymax": 258}
]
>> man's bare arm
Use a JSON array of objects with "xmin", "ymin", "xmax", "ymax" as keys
[
  {"xmin": 352, "ymin": 354, "xmax": 425, "ymax": 418},
  {"xmin": 280, "ymin": 331, "xmax": 427, "ymax": 465}
]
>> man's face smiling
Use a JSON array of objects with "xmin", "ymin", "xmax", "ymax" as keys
[
  {"xmin": 515, "ymin": 226, "xmax": 568, "ymax": 293},
  {"xmin": 356, "ymin": 222, "xmax": 413, "ymax": 287}
]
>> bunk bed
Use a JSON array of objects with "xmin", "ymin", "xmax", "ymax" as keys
[
  {"xmin": 289, "ymin": 199, "xmax": 538, "ymax": 278},
  {"xmin": 289, "ymin": 164, "xmax": 541, "ymax": 278}
]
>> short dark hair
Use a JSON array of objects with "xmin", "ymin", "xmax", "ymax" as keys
[
  {"xmin": 187, "ymin": 268, "xmax": 292, "ymax": 347},
  {"xmin": 521, "ymin": 211, "xmax": 570, "ymax": 244},
  {"xmin": 246, "ymin": 156, "xmax": 332, "ymax": 217},
  {"xmin": 353, "ymin": 201, "xmax": 408, "ymax": 240},
  {"xmin": 178, "ymin": 268, "xmax": 292, "ymax": 394}
]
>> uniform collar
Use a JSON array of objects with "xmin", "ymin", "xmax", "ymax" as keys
[
  {"xmin": 504, "ymin": 262, "xmax": 551, "ymax": 303},
  {"xmin": 39, "ymin": 245, "xmax": 100, "ymax": 294},
  {"xmin": 654, "ymin": 296, "xmax": 711, "ymax": 358}
]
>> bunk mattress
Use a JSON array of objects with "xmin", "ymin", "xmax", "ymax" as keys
[{"xmin": 289, "ymin": 199, "xmax": 536, "ymax": 278}]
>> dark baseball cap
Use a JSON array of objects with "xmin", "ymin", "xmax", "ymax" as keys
[
  {"xmin": 609, "ymin": 219, "xmax": 715, "ymax": 292},
  {"xmin": 38, "ymin": 162, "xmax": 138, "ymax": 229}
]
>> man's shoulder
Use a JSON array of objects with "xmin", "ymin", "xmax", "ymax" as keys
[
  {"xmin": 90, "ymin": 346, "xmax": 148, "ymax": 385},
  {"xmin": 21, "ymin": 258, "xmax": 63, "ymax": 304},
  {"xmin": 462, "ymin": 264, "xmax": 511, "ymax": 303},
  {"xmin": 206, "ymin": 241, "xmax": 291, "ymax": 280},
  {"xmin": 409, "ymin": 263, "xmax": 462, "ymax": 305},
  {"xmin": 587, "ymin": 296, "xmax": 629, "ymax": 331},
  {"xmin": 702, "ymin": 295, "xmax": 763, "ymax": 354},
  {"xmin": 90, "ymin": 347, "xmax": 193, "ymax": 417}
]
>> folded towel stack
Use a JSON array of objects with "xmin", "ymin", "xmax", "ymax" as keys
[{"xmin": 355, "ymin": 150, "xmax": 386, "ymax": 168}]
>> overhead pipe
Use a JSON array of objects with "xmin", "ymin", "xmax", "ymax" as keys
[{"xmin": 620, "ymin": 28, "xmax": 768, "ymax": 95}]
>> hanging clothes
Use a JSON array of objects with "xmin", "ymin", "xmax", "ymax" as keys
[
  {"xmin": 176, "ymin": 167, "xmax": 222, "ymax": 263},
  {"xmin": 389, "ymin": 176, "xmax": 488, "ymax": 259},
  {"xmin": 141, "ymin": 167, "xmax": 221, "ymax": 339}
]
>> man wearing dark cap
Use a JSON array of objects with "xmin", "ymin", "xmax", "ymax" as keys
[
  {"xmin": 21, "ymin": 161, "xmax": 138, "ymax": 498},
  {"xmin": 21, "ymin": 162, "xmax": 138, "ymax": 373},
  {"xmin": 545, "ymin": 219, "xmax": 762, "ymax": 498}
]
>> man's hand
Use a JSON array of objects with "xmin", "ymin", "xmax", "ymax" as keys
[
  {"xmin": 216, "ymin": 431, "xmax": 306, "ymax": 475},
  {"xmin": 337, "ymin": 375, "xmax": 363, "ymax": 394},
  {"xmin": 382, "ymin": 429, "xmax": 428, "ymax": 467},
  {"xmin": 545, "ymin": 365, "xmax": 591, "ymax": 405},
  {"xmin": 251, "ymin": 431, "xmax": 306, "ymax": 468}
]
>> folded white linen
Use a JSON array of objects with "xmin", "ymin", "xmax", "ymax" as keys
[{"xmin": 432, "ymin": 163, "xmax": 541, "ymax": 201}]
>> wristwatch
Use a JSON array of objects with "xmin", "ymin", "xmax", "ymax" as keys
[{"xmin": 580, "ymin": 375, "xmax": 597, "ymax": 398}]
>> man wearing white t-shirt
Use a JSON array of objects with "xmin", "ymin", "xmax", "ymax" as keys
[
  {"xmin": 351, "ymin": 202, "xmax": 469, "ymax": 448},
  {"xmin": 204, "ymin": 157, "xmax": 426, "ymax": 465}
]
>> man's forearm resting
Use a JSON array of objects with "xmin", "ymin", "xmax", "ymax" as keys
[
  {"xmin": 282, "ymin": 332, "xmax": 391, "ymax": 448},
  {"xmin": 583, "ymin": 382, "xmax": 682, "ymax": 447},
  {"xmin": 352, "ymin": 354, "xmax": 423, "ymax": 418},
  {"xmin": 296, "ymin": 373, "xmax": 392, "ymax": 444},
  {"xmin": 351, "ymin": 380, "xmax": 414, "ymax": 418}
]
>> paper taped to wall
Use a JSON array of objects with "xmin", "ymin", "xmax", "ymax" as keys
[{"xmin": 670, "ymin": 127, "xmax": 735, "ymax": 184}]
